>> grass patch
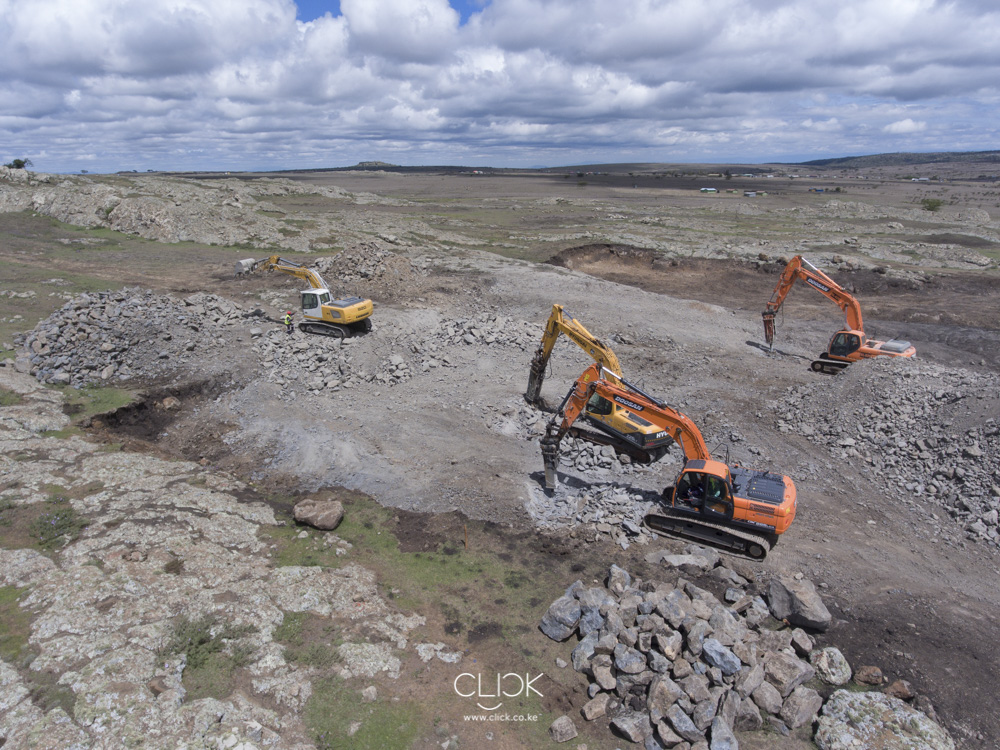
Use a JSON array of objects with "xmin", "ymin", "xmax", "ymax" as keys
[
  {"xmin": 0, "ymin": 586, "xmax": 32, "ymax": 663},
  {"xmin": 0, "ymin": 586, "xmax": 77, "ymax": 715},
  {"xmin": 161, "ymin": 614, "xmax": 257, "ymax": 701},
  {"xmin": 273, "ymin": 611, "xmax": 341, "ymax": 668},
  {"xmin": 0, "ymin": 386, "xmax": 25, "ymax": 406},
  {"xmin": 306, "ymin": 677, "xmax": 420, "ymax": 750},
  {"xmin": 40, "ymin": 427, "xmax": 82, "ymax": 440},
  {"xmin": 28, "ymin": 501, "xmax": 88, "ymax": 550},
  {"xmin": 57, "ymin": 384, "xmax": 137, "ymax": 420}
]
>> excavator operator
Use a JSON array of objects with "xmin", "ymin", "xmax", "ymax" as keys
[{"xmin": 677, "ymin": 472, "xmax": 707, "ymax": 508}]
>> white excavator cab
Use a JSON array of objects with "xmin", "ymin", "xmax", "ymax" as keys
[{"xmin": 301, "ymin": 289, "xmax": 333, "ymax": 319}]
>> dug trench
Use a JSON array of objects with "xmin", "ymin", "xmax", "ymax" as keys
[
  {"xmin": 548, "ymin": 246, "xmax": 1000, "ymax": 371},
  {"xmin": 75, "ymin": 376, "xmax": 1000, "ymax": 747}
]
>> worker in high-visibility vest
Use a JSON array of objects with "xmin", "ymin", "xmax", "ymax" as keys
[{"xmin": 284, "ymin": 311, "xmax": 294, "ymax": 335}]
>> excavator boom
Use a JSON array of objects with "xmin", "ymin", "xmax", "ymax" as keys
[
  {"xmin": 236, "ymin": 255, "xmax": 373, "ymax": 338},
  {"xmin": 525, "ymin": 304, "xmax": 622, "ymax": 405},
  {"xmin": 762, "ymin": 256, "xmax": 863, "ymax": 346}
]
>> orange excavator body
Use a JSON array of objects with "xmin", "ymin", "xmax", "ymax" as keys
[
  {"xmin": 762, "ymin": 256, "xmax": 915, "ymax": 373},
  {"xmin": 541, "ymin": 364, "xmax": 796, "ymax": 558}
]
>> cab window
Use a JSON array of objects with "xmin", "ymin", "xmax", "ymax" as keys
[
  {"xmin": 319, "ymin": 292, "xmax": 331, "ymax": 305},
  {"xmin": 847, "ymin": 334, "xmax": 861, "ymax": 352},
  {"xmin": 704, "ymin": 475, "xmax": 732, "ymax": 515},
  {"xmin": 302, "ymin": 293, "xmax": 318, "ymax": 309},
  {"xmin": 586, "ymin": 394, "xmax": 613, "ymax": 416}
]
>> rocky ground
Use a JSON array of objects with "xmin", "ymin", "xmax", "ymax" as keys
[{"xmin": 2, "ymin": 163, "xmax": 1000, "ymax": 748}]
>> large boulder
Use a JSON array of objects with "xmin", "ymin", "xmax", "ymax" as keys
[
  {"xmin": 780, "ymin": 685, "xmax": 823, "ymax": 728},
  {"xmin": 292, "ymin": 498, "xmax": 344, "ymax": 530},
  {"xmin": 764, "ymin": 652, "xmax": 816, "ymax": 697},
  {"xmin": 767, "ymin": 575, "xmax": 832, "ymax": 631},
  {"xmin": 540, "ymin": 595, "xmax": 582, "ymax": 641},
  {"xmin": 549, "ymin": 715, "xmax": 578, "ymax": 743},
  {"xmin": 811, "ymin": 647, "xmax": 852, "ymax": 685},
  {"xmin": 815, "ymin": 690, "xmax": 955, "ymax": 750}
]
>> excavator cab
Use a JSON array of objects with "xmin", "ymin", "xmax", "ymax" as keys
[
  {"xmin": 672, "ymin": 464, "xmax": 734, "ymax": 521},
  {"xmin": 828, "ymin": 331, "xmax": 862, "ymax": 359},
  {"xmin": 301, "ymin": 291, "xmax": 333, "ymax": 317}
]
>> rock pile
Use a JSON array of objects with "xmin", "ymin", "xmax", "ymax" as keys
[
  {"xmin": 428, "ymin": 312, "xmax": 538, "ymax": 351},
  {"xmin": 540, "ymin": 563, "xmax": 952, "ymax": 749},
  {"xmin": 314, "ymin": 243, "xmax": 417, "ymax": 284},
  {"xmin": 526, "ymin": 480, "xmax": 657, "ymax": 550},
  {"xmin": 770, "ymin": 358, "xmax": 1000, "ymax": 547},
  {"xmin": 16, "ymin": 289, "xmax": 254, "ymax": 386}
]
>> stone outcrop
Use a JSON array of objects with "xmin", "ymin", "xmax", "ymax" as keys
[
  {"xmin": 0, "ymin": 365, "xmax": 427, "ymax": 749},
  {"xmin": 815, "ymin": 690, "xmax": 955, "ymax": 750}
]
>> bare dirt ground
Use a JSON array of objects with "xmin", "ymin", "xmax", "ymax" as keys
[{"xmin": 3, "ymin": 162, "xmax": 1000, "ymax": 748}]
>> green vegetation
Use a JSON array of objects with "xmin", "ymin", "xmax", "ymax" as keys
[
  {"xmin": 5, "ymin": 158, "xmax": 33, "ymax": 169},
  {"xmin": 306, "ymin": 677, "xmax": 420, "ymax": 750},
  {"xmin": 57, "ymin": 384, "xmax": 137, "ymax": 420},
  {"xmin": 0, "ymin": 585, "xmax": 77, "ymax": 714},
  {"xmin": 0, "ymin": 586, "xmax": 32, "ymax": 662},
  {"xmin": 921, "ymin": 198, "xmax": 944, "ymax": 212},
  {"xmin": 0, "ymin": 386, "xmax": 24, "ymax": 406},
  {"xmin": 273, "ymin": 611, "xmax": 340, "ymax": 668},
  {"xmin": 28, "ymin": 499, "xmax": 87, "ymax": 550},
  {"xmin": 161, "ymin": 615, "xmax": 257, "ymax": 700}
]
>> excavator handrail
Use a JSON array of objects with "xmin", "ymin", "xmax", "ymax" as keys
[{"xmin": 762, "ymin": 255, "xmax": 864, "ymax": 347}]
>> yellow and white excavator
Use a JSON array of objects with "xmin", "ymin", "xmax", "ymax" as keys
[
  {"xmin": 237, "ymin": 255, "xmax": 373, "ymax": 338},
  {"xmin": 526, "ymin": 304, "xmax": 672, "ymax": 463}
]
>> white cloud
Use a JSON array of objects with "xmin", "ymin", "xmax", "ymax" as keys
[
  {"xmin": 883, "ymin": 118, "xmax": 926, "ymax": 134},
  {"xmin": 1, "ymin": 0, "xmax": 999, "ymax": 171}
]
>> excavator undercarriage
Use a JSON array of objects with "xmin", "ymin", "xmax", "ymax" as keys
[{"xmin": 643, "ymin": 509, "xmax": 775, "ymax": 561}]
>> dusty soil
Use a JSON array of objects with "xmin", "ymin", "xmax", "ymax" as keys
[{"xmin": 4, "ymin": 163, "xmax": 1000, "ymax": 747}]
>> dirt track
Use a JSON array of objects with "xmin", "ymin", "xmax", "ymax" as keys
[{"xmin": 4, "ymin": 164, "xmax": 1000, "ymax": 747}]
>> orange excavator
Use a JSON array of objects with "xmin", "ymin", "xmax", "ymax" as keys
[
  {"xmin": 762, "ymin": 255, "xmax": 915, "ymax": 373},
  {"xmin": 541, "ymin": 364, "xmax": 797, "ymax": 559}
]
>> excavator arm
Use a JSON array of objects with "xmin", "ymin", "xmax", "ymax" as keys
[
  {"xmin": 250, "ymin": 255, "xmax": 330, "ymax": 291},
  {"xmin": 762, "ymin": 256, "xmax": 864, "ymax": 347},
  {"xmin": 525, "ymin": 304, "xmax": 623, "ymax": 405},
  {"xmin": 541, "ymin": 363, "xmax": 710, "ymax": 489}
]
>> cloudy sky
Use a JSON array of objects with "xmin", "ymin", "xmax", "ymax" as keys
[{"xmin": 2, "ymin": 0, "xmax": 999, "ymax": 173}]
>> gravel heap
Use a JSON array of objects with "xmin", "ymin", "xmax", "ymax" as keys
[
  {"xmin": 17, "ymin": 290, "xmax": 538, "ymax": 399},
  {"xmin": 427, "ymin": 312, "xmax": 539, "ymax": 351},
  {"xmin": 16, "ymin": 289, "xmax": 255, "ymax": 387},
  {"xmin": 770, "ymin": 357, "xmax": 1000, "ymax": 547},
  {"xmin": 525, "ymin": 478, "xmax": 658, "ymax": 550},
  {"xmin": 541, "ymin": 561, "xmax": 953, "ymax": 749}
]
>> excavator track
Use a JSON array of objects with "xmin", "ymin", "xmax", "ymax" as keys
[
  {"xmin": 300, "ymin": 322, "xmax": 349, "ymax": 338},
  {"xmin": 810, "ymin": 354, "xmax": 850, "ymax": 375},
  {"xmin": 643, "ymin": 510, "xmax": 773, "ymax": 560}
]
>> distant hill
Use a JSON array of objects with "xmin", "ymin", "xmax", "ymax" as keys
[{"xmin": 800, "ymin": 150, "xmax": 1000, "ymax": 168}]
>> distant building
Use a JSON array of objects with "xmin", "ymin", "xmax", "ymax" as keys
[{"xmin": 700, "ymin": 187, "xmax": 718, "ymax": 193}]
